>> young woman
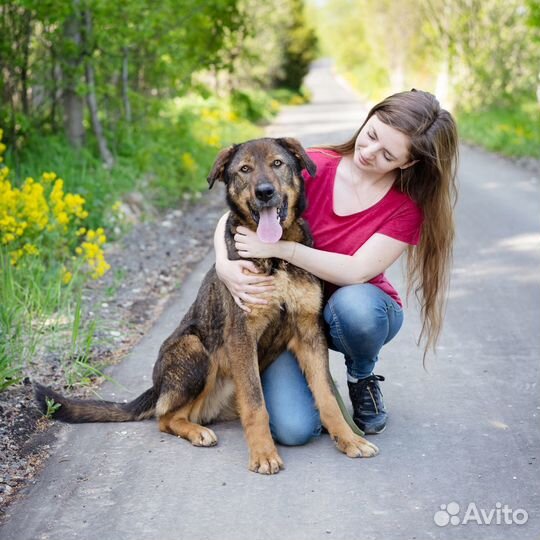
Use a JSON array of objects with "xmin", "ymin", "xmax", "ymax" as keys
[{"xmin": 213, "ymin": 89, "xmax": 459, "ymax": 444}]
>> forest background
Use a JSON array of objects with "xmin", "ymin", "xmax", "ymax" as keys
[{"xmin": 1, "ymin": 0, "xmax": 539, "ymax": 390}]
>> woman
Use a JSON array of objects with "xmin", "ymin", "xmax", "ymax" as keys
[{"xmin": 213, "ymin": 89, "xmax": 459, "ymax": 445}]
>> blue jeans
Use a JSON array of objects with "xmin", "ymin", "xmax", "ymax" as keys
[{"xmin": 261, "ymin": 283, "xmax": 403, "ymax": 446}]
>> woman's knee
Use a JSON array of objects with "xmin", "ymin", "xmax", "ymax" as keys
[
  {"xmin": 262, "ymin": 351, "xmax": 321, "ymax": 446},
  {"xmin": 270, "ymin": 412, "xmax": 321, "ymax": 446},
  {"xmin": 324, "ymin": 284, "xmax": 388, "ymax": 335}
]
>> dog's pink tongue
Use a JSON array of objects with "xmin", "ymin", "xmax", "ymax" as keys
[{"xmin": 257, "ymin": 207, "xmax": 283, "ymax": 243}]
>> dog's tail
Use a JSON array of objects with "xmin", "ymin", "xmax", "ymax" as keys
[{"xmin": 34, "ymin": 382, "xmax": 158, "ymax": 423}]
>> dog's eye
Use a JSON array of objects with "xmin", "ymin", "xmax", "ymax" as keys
[
  {"xmin": 273, "ymin": 160, "xmax": 283, "ymax": 167},
  {"xmin": 240, "ymin": 165, "xmax": 251, "ymax": 173}
]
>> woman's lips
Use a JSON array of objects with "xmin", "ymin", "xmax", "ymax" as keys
[{"xmin": 358, "ymin": 154, "xmax": 370, "ymax": 166}]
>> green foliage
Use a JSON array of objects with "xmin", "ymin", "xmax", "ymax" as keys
[
  {"xmin": 457, "ymin": 102, "xmax": 540, "ymax": 158},
  {"xmin": 527, "ymin": 0, "xmax": 540, "ymax": 30},
  {"xmin": 0, "ymin": 0, "xmax": 316, "ymax": 149},
  {"xmin": 44, "ymin": 397, "xmax": 62, "ymax": 418},
  {"xmin": 315, "ymin": 0, "xmax": 430, "ymax": 99},
  {"xmin": 430, "ymin": 0, "xmax": 540, "ymax": 109},
  {"xmin": 211, "ymin": 0, "xmax": 318, "ymax": 93},
  {"xmin": 229, "ymin": 89, "xmax": 281, "ymax": 123},
  {"xmin": 315, "ymin": 0, "xmax": 540, "ymax": 104},
  {"xmin": 272, "ymin": 0, "xmax": 318, "ymax": 91}
]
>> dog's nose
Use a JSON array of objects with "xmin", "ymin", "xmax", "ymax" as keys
[{"xmin": 255, "ymin": 183, "xmax": 276, "ymax": 202}]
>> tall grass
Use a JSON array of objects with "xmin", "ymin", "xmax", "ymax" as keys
[{"xmin": 0, "ymin": 249, "xmax": 85, "ymax": 389}]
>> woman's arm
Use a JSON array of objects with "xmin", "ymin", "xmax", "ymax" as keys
[
  {"xmin": 234, "ymin": 226, "xmax": 408, "ymax": 286},
  {"xmin": 214, "ymin": 212, "xmax": 275, "ymax": 312}
]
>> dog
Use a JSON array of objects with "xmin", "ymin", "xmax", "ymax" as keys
[{"xmin": 35, "ymin": 137, "xmax": 378, "ymax": 474}]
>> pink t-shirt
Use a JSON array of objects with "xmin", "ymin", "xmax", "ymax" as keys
[{"xmin": 302, "ymin": 148, "xmax": 423, "ymax": 306}]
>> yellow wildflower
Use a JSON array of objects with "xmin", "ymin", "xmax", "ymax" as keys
[
  {"xmin": 204, "ymin": 133, "xmax": 221, "ymax": 147},
  {"xmin": 2, "ymin": 232, "xmax": 15, "ymax": 244},
  {"xmin": 0, "ymin": 135, "xmax": 110, "ymax": 280},
  {"xmin": 57, "ymin": 211, "xmax": 69, "ymax": 225},
  {"xmin": 62, "ymin": 269, "xmax": 73, "ymax": 285},
  {"xmin": 10, "ymin": 248, "xmax": 24, "ymax": 266},
  {"xmin": 64, "ymin": 193, "xmax": 87, "ymax": 220},
  {"xmin": 23, "ymin": 243, "xmax": 39, "ymax": 256},
  {"xmin": 19, "ymin": 178, "xmax": 49, "ymax": 231},
  {"xmin": 41, "ymin": 172, "xmax": 57, "ymax": 183},
  {"xmin": 77, "ymin": 229, "xmax": 111, "ymax": 279},
  {"xmin": 181, "ymin": 152, "xmax": 197, "ymax": 173}
]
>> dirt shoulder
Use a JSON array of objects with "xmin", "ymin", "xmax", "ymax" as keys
[{"xmin": 0, "ymin": 186, "xmax": 227, "ymax": 519}]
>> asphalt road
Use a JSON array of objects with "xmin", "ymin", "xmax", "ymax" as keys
[{"xmin": 1, "ymin": 60, "xmax": 539, "ymax": 540}]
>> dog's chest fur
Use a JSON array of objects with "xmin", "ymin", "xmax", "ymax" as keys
[{"xmin": 250, "ymin": 265, "xmax": 321, "ymax": 323}]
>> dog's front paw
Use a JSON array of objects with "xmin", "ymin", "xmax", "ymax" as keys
[
  {"xmin": 248, "ymin": 448, "xmax": 284, "ymax": 475},
  {"xmin": 187, "ymin": 426, "xmax": 218, "ymax": 447},
  {"xmin": 334, "ymin": 434, "xmax": 379, "ymax": 458}
]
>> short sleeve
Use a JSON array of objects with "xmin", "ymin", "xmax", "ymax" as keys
[
  {"xmin": 378, "ymin": 200, "xmax": 423, "ymax": 245},
  {"xmin": 302, "ymin": 148, "xmax": 340, "ymax": 182}
]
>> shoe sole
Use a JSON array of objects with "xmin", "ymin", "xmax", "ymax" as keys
[{"xmin": 363, "ymin": 424, "xmax": 387, "ymax": 435}]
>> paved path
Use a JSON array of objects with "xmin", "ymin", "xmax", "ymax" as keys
[{"xmin": 1, "ymin": 59, "xmax": 539, "ymax": 540}]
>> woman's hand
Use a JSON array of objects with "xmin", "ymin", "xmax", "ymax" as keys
[
  {"xmin": 216, "ymin": 256, "xmax": 275, "ymax": 313},
  {"xmin": 234, "ymin": 226, "xmax": 282, "ymax": 259}
]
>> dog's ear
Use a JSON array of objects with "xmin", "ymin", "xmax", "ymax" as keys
[
  {"xmin": 275, "ymin": 137, "xmax": 317, "ymax": 178},
  {"xmin": 207, "ymin": 144, "xmax": 239, "ymax": 189}
]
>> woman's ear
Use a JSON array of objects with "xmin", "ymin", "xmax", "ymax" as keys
[{"xmin": 400, "ymin": 159, "xmax": 419, "ymax": 170}]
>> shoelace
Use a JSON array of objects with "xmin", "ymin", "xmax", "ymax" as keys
[{"xmin": 357, "ymin": 374, "xmax": 385, "ymax": 413}]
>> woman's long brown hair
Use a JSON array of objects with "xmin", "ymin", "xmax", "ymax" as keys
[{"xmin": 326, "ymin": 90, "xmax": 459, "ymax": 361}]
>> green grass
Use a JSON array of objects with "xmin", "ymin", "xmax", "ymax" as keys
[
  {"xmin": 0, "ymin": 247, "xmax": 106, "ymax": 389},
  {"xmin": 456, "ymin": 101, "xmax": 540, "ymax": 159}
]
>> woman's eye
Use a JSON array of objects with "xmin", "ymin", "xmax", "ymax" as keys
[
  {"xmin": 240, "ymin": 165, "xmax": 250, "ymax": 173},
  {"xmin": 384, "ymin": 154, "xmax": 393, "ymax": 161},
  {"xmin": 273, "ymin": 159, "xmax": 282, "ymax": 167},
  {"xmin": 367, "ymin": 132, "xmax": 376, "ymax": 140}
]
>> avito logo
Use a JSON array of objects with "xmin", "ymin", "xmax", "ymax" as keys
[{"xmin": 434, "ymin": 501, "xmax": 529, "ymax": 527}]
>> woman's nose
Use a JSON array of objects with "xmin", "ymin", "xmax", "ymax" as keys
[{"xmin": 363, "ymin": 145, "xmax": 377, "ymax": 160}]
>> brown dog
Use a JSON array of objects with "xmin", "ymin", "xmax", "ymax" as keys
[{"xmin": 35, "ymin": 137, "xmax": 378, "ymax": 474}]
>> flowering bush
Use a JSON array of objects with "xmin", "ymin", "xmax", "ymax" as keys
[{"xmin": 0, "ymin": 129, "xmax": 110, "ymax": 281}]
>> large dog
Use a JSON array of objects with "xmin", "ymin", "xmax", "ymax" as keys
[{"xmin": 35, "ymin": 137, "xmax": 378, "ymax": 474}]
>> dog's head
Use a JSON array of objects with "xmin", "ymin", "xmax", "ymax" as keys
[{"xmin": 207, "ymin": 137, "xmax": 316, "ymax": 243}]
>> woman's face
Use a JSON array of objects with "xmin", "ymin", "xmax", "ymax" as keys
[{"xmin": 353, "ymin": 114, "xmax": 416, "ymax": 176}]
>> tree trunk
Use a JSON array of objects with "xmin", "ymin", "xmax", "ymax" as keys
[
  {"xmin": 20, "ymin": 12, "xmax": 32, "ymax": 116},
  {"xmin": 62, "ymin": 3, "xmax": 85, "ymax": 148},
  {"xmin": 49, "ymin": 40, "xmax": 58, "ymax": 130},
  {"xmin": 122, "ymin": 47, "xmax": 132, "ymax": 123},
  {"xmin": 83, "ymin": 8, "xmax": 114, "ymax": 169}
]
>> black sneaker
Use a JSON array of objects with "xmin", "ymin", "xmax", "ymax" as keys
[{"xmin": 347, "ymin": 374, "xmax": 387, "ymax": 434}]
